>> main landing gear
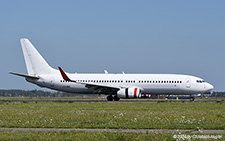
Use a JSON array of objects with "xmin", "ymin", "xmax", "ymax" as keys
[{"xmin": 107, "ymin": 95, "xmax": 120, "ymax": 101}]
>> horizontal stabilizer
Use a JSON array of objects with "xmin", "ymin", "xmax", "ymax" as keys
[{"xmin": 9, "ymin": 72, "xmax": 40, "ymax": 79}]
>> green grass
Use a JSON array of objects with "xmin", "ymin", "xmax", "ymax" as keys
[
  {"xmin": 0, "ymin": 102, "xmax": 224, "ymax": 129},
  {"xmin": 0, "ymin": 130, "xmax": 224, "ymax": 141},
  {"xmin": 0, "ymin": 97, "xmax": 224, "ymax": 101}
]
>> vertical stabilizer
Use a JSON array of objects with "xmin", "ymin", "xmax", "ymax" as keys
[{"xmin": 20, "ymin": 38, "xmax": 56, "ymax": 75}]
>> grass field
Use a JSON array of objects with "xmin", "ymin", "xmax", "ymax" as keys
[
  {"xmin": 0, "ymin": 102, "xmax": 224, "ymax": 130},
  {"xmin": 0, "ymin": 100, "xmax": 224, "ymax": 140},
  {"xmin": 0, "ymin": 97, "xmax": 224, "ymax": 101},
  {"xmin": 0, "ymin": 130, "xmax": 224, "ymax": 140}
]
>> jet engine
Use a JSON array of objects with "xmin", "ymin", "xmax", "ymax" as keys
[{"xmin": 117, "ymin": 87, "xmax": 141, "ymax": 98}]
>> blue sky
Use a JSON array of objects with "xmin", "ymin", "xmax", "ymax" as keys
[{"xmin": 0, "ymin": 1, "xmax": 225, "ymax": 91}]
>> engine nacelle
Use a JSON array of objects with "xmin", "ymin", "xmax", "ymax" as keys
[{"xmin": 117, "ymin": 87, "xmax": 141, "ymax": 98}]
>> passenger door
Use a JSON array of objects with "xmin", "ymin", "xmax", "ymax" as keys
[{"xmin": 186, "ymin": 78, "xmax": 191, "ymax": 88}]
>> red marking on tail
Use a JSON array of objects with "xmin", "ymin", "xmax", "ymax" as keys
[{"xmin": 58, "ymin": 67, "xmax": 71, "ymax": 81}]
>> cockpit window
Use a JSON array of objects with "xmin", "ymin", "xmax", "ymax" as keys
[{"xmin": 196, "ymin": 80, "xmax": 205, "ymax": 83}]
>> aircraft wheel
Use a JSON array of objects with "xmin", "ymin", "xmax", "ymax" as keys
[
  {"xmin": 114, "ymin": 96, "xmax": 120, "ymax": 101},
  {"xmin": 107, "ymin": 95, "xmax": 113, "ymax": 101}
]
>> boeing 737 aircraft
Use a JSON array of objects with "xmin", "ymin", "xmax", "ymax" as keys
[{"xmin": 10, "ymin": 38, "xmax": 214, "ymax": 101}]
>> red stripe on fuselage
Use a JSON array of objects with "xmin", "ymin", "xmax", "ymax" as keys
[{"xmin": 134, "ymin": 88, "xmax": 137, "ymax": 98}]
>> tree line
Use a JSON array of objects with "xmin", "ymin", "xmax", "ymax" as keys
[
  {"xmin": 0, "ymin": 89, "xmax": 224, "ymax": 98},
  {"xmin": 0, "ymin": 89, "xmax": 99, "ymax": 98}
]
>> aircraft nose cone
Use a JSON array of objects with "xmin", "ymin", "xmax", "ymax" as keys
[
  {"xmin": 206, "ymin": 83, "xmax": 214, "ymax": 91},
  {"xmin": 209, "ymin": 84, "xmax": 214, "ymax": 90}
]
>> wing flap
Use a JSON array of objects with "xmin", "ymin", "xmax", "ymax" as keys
[{"xmin": 58, "ymin": 67, "xmax": 120, "ymax": 92}]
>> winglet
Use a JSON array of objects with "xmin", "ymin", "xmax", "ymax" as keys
[
  {"xmin": 58, "ymin": 67, "xmax": 71, "ymax": 81},
  {"xmin": 104, "ymin": 70, "xmax": 108, "ymax": 74}
]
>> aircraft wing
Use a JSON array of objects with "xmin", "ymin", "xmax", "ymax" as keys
[
  {"xmin": 58, "ymin": 67, "xmax": 120, "ymax": 94},
  {"xmin": 9, "ymin": 72, "xmax": 40, "ymax": 79}
]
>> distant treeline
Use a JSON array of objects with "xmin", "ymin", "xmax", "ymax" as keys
[
  {"xmin": 211, "ymin": 91, "xmax": 225, "ymax": 97},
  {"xmin": 0, "ymin": 90, "xmax": 99, "ymax": 98},
  {"xmin": 0, "ymin": 90, "xmax": 224, "ymax": 98}
]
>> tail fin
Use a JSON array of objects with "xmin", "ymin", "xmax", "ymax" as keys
[{"xmin": 20, "ymin": 38, "xmax": 56, "ymax": 75}]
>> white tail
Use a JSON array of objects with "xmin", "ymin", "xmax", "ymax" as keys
[{"xmin": 20, "ymin": 38, "xmax": 56, "ymax": 76}]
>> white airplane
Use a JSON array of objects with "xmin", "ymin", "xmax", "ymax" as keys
[{"xmin": 10, "ymin": 38, "xmax": 214, "ymax": 101}]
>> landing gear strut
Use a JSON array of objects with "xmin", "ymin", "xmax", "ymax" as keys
[
  {"xmin": 190, "ymin": 94, "xmax": 195, "ymax": 101},
  {"xmin": 190, "ymin": 97, "xmax": 195, "ymax": 101},
  {"xmin": 107, "ymin": 95, "xmax": 120, "ymax": 101}
]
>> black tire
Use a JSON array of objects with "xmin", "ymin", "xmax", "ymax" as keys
[
  {"xmin": 107, "ymin": 96, "xmax": 113, "ymax": 101},
  {"xmin": 114, "ymin": 96, "xmax": 120, "ymax": 101}
]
